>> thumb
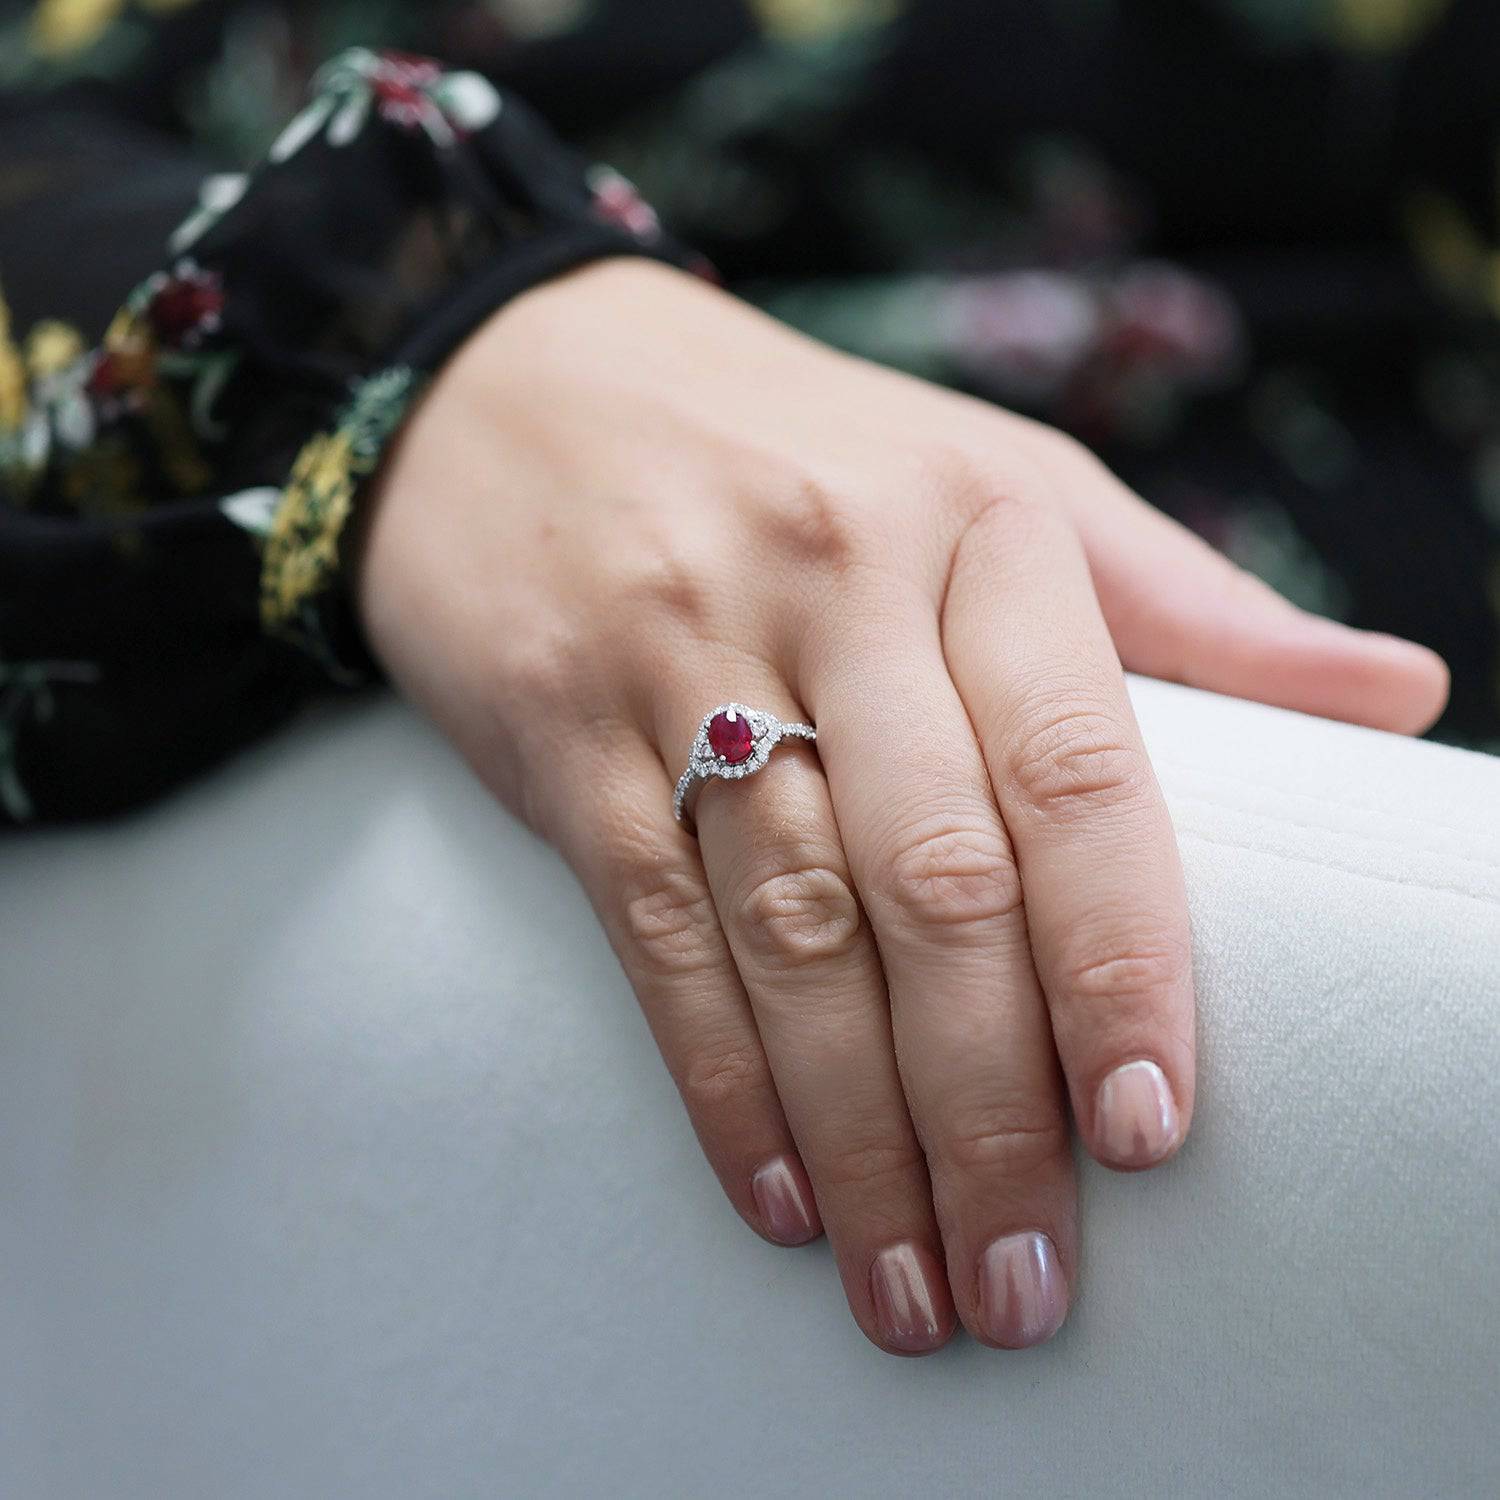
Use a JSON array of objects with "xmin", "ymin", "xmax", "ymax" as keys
[{"xmin": 1079, "ymin": 497, "xmax": 1449, "ymax": 736}]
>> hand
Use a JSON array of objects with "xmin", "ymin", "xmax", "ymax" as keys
[{"xmin": 354, "ymin": 259, "xmax": 1447, "ymax": 1354}]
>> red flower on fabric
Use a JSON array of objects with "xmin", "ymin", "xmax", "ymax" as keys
[
  {"xmin": 371, "ymin": 52, "xmax": 447, "ymax": 132},
  {"xmin": 145, "ymin": 262, "xmax": 225, "ymax": 349},
  {"xmin": 84, "ymin": 307, "xmax": 160, "ymax": 417},
  {"xmin": 587, "ymin": 166, "xmax": 661, "ymax": 240}
]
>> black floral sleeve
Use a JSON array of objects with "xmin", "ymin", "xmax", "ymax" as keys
[{"xmin": 0, "ymin": 46, "xmax": 700, "ymax": 823}]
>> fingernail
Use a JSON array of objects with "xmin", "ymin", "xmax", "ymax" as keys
[
  {"xmin": 978, "ymin": 1231, "xmax": 1068, "ymax": 1348},
  {"xmin": 1096, "ymin": 1058, "xmax": 1180, "ymax": 1167},
  {"xmin": 870, "ymin": 1242, "xmax": 948, "ymax": 1353},
  {"xmin": 751, "ymin": 1155, "xmax": 820, "ymax": 1245}
]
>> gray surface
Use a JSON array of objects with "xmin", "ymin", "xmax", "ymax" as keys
[{"xmin": 2, "ymin": 678, "xmax": 1497, "ymax": 1498}]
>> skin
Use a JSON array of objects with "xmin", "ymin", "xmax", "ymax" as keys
[{"xmin": 352, "ymin": 258, "xmax": 1449, "ymax": 1356}]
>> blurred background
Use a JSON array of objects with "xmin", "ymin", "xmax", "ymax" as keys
[{"xmin": 4, "ymin": 0, "xmax": 1499, "ymax": 751}]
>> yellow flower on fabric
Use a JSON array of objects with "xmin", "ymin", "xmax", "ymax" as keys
[
  {"xmin": 0, "ymin": 289, "xmax": 26, "ymax": 436},
  {"xmin": 299, "ymin": 428, "xmax": 357, "ymax": 503},
  {"xmin": 97, "ymin": 306, "xmax": 158, "ymax": 390},
  {"xmin": 1328, "ymin": 0, "xmax": 1451, "ymax": 51},
  {"xmin": 28, "ymin": 0, "xmax": 125, "ymax": 57},
  {"xmin": 261, "ymin": 429, "xmax": 357, "ymax": 629},
  {"xmin": 28, "ymin": 0, "xmax": 202, "ymax": 58},
  {"xmin": 752, "ymin": 0, "xmax": 901, "ymax": 43},
  {"xmin": 0, "ymin": 355, "xmax": 24, "ymax": 435},
  {"xmin": 24, "ymin": 321, "xmax": 85, "ymax": 380},
  {"xmin": 256, "ymin": 368, "xmax": 416, "ymax": 665}
]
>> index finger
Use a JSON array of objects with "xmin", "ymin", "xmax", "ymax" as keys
[{"xmin": 942, "ymin": 496, "xmax": 1195, "ymax": 1171}]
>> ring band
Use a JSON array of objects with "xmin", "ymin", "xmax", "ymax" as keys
[{"xmin": 673, "ymin": 702, "xmax": 817, "ymax": 832}]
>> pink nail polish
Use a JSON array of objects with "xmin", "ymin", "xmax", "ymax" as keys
[
  {"xmin": 1095, "ymin": 1058, "xmax": 1181, "ymax": 1167},
  {"xmin": 751, "ymin": 1156, "xmax": 819, "ymax": 1245},
  {"xmin": 870, "ymin": 1243, "xmax": 947, "ymax": 1353},
  {"xmin": 978, "ymin": 1231, "xmax": 1068, "ymax": 1348}
]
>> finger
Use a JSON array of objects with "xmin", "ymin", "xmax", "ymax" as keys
[
  {"xmin": 544, "ymin": 728, "xmax": 824, "ymax": 1249},
  {"xmin": 662, "ymin": 679, "xmax": 957, "ymax": 1357},
  {"xmin": 1024, "ymin": 425, "xmax": 1450, "ymax": 733},
  {"xmin": 806, "ymin": 585, "xmax": 1077, "ymax": 1349},
  {"xmin": 943, "ymin": 497, "xmax": 1196, "ymax": 1172}
]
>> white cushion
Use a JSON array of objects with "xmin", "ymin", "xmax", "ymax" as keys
[{"xmin": 2, "ymin": 674, "xmax": 1496, "ymax": 1498}]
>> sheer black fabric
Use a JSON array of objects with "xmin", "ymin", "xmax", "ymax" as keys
[{"xmin": 0, "ymin": 44, "xmax": 695, "ymax": 820}]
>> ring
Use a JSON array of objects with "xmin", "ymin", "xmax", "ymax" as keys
[{"xmin": 673, "ymin": 702, "xmax": 817, "ymax": 832}]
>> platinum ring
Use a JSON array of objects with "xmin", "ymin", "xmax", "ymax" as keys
[{"xmin": 673, "ymin": 702, "xmax": 817, "ymax": 832}]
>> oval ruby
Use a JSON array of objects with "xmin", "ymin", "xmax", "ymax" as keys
[{"xmin": 707, "ymin": 710, "xmax": 754, "ymax": 765}]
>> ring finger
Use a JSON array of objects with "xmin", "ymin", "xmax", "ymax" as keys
[
  {"xmin": 542, "ymin": 729, "xmax": 823, "ymax": 1251},
  {"xmin": 661, "ymin": 664, "xmax": 956, "ymax": 1357}
]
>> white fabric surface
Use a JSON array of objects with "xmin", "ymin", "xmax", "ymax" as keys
[{"xmin": 1, "ymin": 674, "xmax": 1496, "ymax": 1498}]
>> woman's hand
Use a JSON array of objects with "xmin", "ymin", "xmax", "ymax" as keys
[{"xmin": 354, "ymin": 259, "xmax": 1448, "ymax": 1355}]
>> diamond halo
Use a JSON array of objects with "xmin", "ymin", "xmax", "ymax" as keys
[{"xmin": 672, "ymin": 702, "xmax": 817, "ymax": 831}]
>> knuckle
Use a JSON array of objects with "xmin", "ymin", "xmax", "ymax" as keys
[
  {"xmin": 879, "ymin": 823, "xmax": 1023, "ymax": 932},
  {"xmin": 938, "ymin": 1103, "xmax": 1070, "ymax": 1180},
  {"xmin": 1062, "ymin": 932, "xmax": 1192, "ymax": 1008},
  {"xmin": 752, "ymin": 469, "xmax": 867, "ymax": 575},
  {"xmin": 956, "ymin": 467, "xmax": 1060, "ymax": 537},
  {"xmin": 942, "ymin": 487, "xmax": 1067, "ymax": 596},
  {"xmin": 923, "ymin": 445, "xmax": 1068, "ymax": 553},
  {"xmin": 818, "ymin": 1135, "xmax": 928, "ymax": 1196},
  {"xmin": 604, "ymin": 538, "xmax": 712, "ymax": 635},
  {"xmin": 914, "ymin": 443, "xmax": 1008, "ymax": 522},
  {"xmin": 493, "ymin": 625, "xmax": 585, "ymax": 717},
  {"xmin": 1007, "ymin": 706, "xmax": 1146, "ymax": 816},
  {"xmin": 619, "ymin": 859, "xmax": 721, "ymax": 979},
  {"xmin": 739, "ymin": 862, "xmax": 864, "ymax": 970},
  {"xmin": 679, "ymin": 1041, "xmax": 766, "ymax": 1114}
]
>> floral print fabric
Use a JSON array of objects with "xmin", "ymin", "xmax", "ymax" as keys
[
  {"xmin": 1, "ymin": 0, "xmax": 1498, "ymax": 820},
  {"xmin": 0, "ymin": 24, "xmax": 694, "ymax": 818}
]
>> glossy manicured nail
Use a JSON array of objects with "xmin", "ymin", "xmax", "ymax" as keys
[
  {"xmin": 870, "ymin": 1242, "xmax": 948, "ymax": 1353},
  {"xmin": 978, "ymin": 1231, "xmax": 1068, "ymax": 1348},
  {"xmin": 1096, "ymin": 1058, "xmax": 1180, "ymax": 1167},
  {"xmin": 751, "ymin": 1155, "xmax": 820, "ymax": 1245}
]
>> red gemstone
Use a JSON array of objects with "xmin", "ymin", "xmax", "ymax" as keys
[{"xmin": 707, "ymin": 710, "xmax": 754, "ymax": 765}]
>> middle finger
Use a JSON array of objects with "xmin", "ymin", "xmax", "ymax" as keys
[{"xmin": 806, "ymin": 580, "xmax": 1078, "ymax": 1350}]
